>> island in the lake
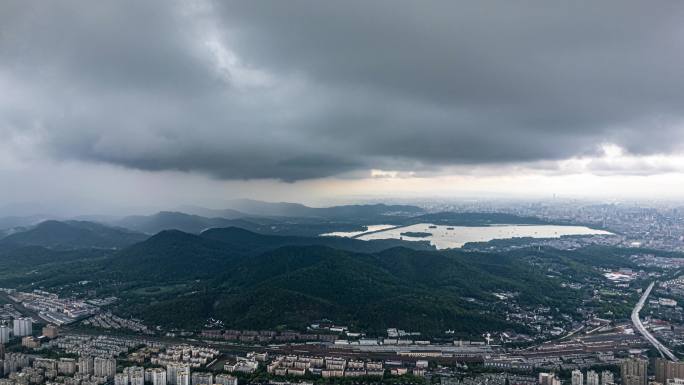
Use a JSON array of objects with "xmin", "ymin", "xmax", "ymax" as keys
[{"xmin": 400, "ymin": 231, "xmax": 432, "ymax": 238}]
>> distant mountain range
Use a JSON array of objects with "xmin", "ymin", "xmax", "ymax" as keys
[
  {"xmin": 114, "ymin": 211, "xmax": 243, "ymax": 235},
  {"xmin": 174, "ymin": 205, "xmax": 249, "ymax": 220},
  {"xmin": 0, "ymin": 220, "xmax": 147, "ymax": 250},
  {"xmin": 0, "ymin": 199, "xmax": 423, "ymax": 225},
  {"xmin": 108, "ymin": 205, "xmax": 554, "ymax": 236},
  {"xmin": 0, "ymin": 207, "xmax": 565, "ymax": 252},
  {"xmin": 0, "ymin": 215, "xmax": 52, "ymax": 231},
  {"xmin": 220, "ymin": 199, "xmax": 425, "ymax": 219},
  {"xmin": 1, "ymin": 200, "xmax": 566, "ymax": 242},
  {"xmin": 109, "ymin": 201, "xmax": 428, "ymax": 236}
]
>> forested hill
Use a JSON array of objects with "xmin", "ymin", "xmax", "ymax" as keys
[
  {"xmin": 95, "ymin": 228, "xmax": 581, "ymax": 334},
  {"xmin": 0, "ymin": 220, "xmax": 146, "ymax": 250},
  {"xmin": 0, "ymin": 224, "xmax": 616, "ymax": 336},
  {"xmin": 107, "ymin": 227, "xmax": 434, "ymax": 280}
]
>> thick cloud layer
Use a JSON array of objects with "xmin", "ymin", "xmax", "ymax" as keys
[{"xmin": 2, "ymin": 0, "xmax": 684, "ymax": 181}]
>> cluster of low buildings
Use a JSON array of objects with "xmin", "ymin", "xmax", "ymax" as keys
[
  {"xmin": 265, "ymin": 354, "xmax": 424, "ymax": 378},
  {"xmin": 46, "ymin": 335, "xmax": 158, "ymax": 358},
  {"xmin": 445, "ymin": 357, "xmax": 644, "ymax": 385},
  {"xmin": 82, "ymin": 313, "xmax": 151, "ymax": 334},
  {"xmin": 224, "ymin": 357, "xmax": 258, "ymax": 375},
  {"xmin": 149, "ymin": 345, "xmax": 219, "ymax": 369},
  {"xmin": 112, "ymin": 365, "xmax": 237, "ymax": 385},
  {"xmin": 0, "ymin": 351, "xmax": 117, "ymax": 385},
  {"xmin": 6, "ymin": 290, "xmax": 97, "ymax": 325},
  {"xmin": 501, "ymin": 303, "xmax": 577, "ymax": 342},
  {"xmin": 441, "ymin": 373, "xmax": 539, "ymax": 385},
  {"xmin": 0, "ymin": 347, "xmax": 238, "ymax": 385},
  {"xmin": 200, "ymin": 330, "xmax": 336, "ymax": 343},
  {"xmin": 0, "ymin": 331, "xmax": 235, "ymax": 385},
  {"xmin": 0, "ymin": 306, "xmax": 23, "ymax": 322},
  {"xmin": 464, "ymin": 234, "xmax": 622, "ymax": 253}
]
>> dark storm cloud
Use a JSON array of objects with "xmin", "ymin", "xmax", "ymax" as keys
[{"xmin": 2, "ymin": 0, "xmax": 684, "ymax": 180}]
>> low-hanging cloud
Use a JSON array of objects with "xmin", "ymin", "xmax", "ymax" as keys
[{"xmin": 2, "ymin": 0, "xmax": 684, "ymax": 181}]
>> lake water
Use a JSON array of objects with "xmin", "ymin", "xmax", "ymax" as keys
[
  {"xmin": 324, "ymin": 223, "xmax": 612, "ymax": 250},
  {"xmin": 321, "ymin": 224, "xmax": 395, "ymax": 238}
]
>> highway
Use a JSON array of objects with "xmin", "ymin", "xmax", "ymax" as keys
[{"xmin": 631, "ymin": 282, "xmax": 678, "ymax": 360}]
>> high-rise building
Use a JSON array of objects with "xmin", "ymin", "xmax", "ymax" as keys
[
  {"xmin": 177, "ymin": 368, "xmax": 191, "ymax": 385},
  {"xmin": 167, "ymin": 363, "xmax": 190, "ymax": 385},
  {"xmin": 94, "ymin": 357, "xmax": 116, "ymax": 379},
  {"xmin": 57, "ymin": 358, "xmax": 77, "ymax": 375},
  {"xmin": 0, "ymin": 325, "xmax": 11, "ymax": 343},
  {"xmin": 587, "ymin": 370, "xmax": 599, "ymax": 385},
  {"xmin": 572, "ymin": 370, "xmax": 585, "ymax": 385},
  {"xmin": 167, "ymin": 364, "xmax": 179, "ymax": 385},
  {"xmin": 12, "ymin": 318, "xmax": 32, "ymax": 337},
  {"xmin": 601, "ymin": 370, "xmax": 614, "ymax": 385},
  {"xmin": 655, "ymin": 359, "xmax": 684, "ymax": 384},
  {"xmin": 622, "ymin": 358, "xmax": 648, "ymax": 385},
  {"xmin": 148, "ymin": 367, "xmax": 167, "ymax": 385},
  {"xmin": 34, "ymin": 357, "xmax": 57, "ymax": 371},
  {"xmin": 79, "ymin": 356, "xmax": 94, "ymax": 375},
  {"xmin": 124, "ymin": 366, "xmax": 144, "ymax": 385},
  {"xmin": 115, "ymin": 372, "xmax": 128, "ymax": 385},
  {"xmin": 192, "ymin": 371, "xmax": 213, "ymax": 385},
  {"xmin": 4, "ymin": 353, "xmax": 30, "ymax": 374},
  {"xmin": 539, "ymin": 373, "xmax": 561, "ymax": 385}
]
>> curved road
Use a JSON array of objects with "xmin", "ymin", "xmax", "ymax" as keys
[{"xmin": 631, "ymin": 282, "xmax": 677, "ymax": 361}]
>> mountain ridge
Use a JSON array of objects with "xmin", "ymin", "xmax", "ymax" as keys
[{"xmin": 0, "ymin": 220, "xmax": 147, "ymax": 250}]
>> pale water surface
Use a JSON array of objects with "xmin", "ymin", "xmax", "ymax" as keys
[
  {"xmin": 325, "ymin": 223, "xmax": 612, "ymax": 249},
  {"xmin": 320, "ymin": 224, "xmax": 395, "ymax": 238}
]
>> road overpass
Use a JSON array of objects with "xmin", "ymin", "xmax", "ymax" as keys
[{"xmin": 631, "ymin": 282, "xmax": 677, "ymax": 361}]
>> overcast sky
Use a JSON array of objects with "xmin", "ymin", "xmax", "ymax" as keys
[{"xmin": 2, "ymin": 1, "xmax": 684, "ymax": 214}]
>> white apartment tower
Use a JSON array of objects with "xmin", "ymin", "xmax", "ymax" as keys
[
  {"xmin": 79, "ymin": 356, "xmax": 94, "ymax": 375},
  {"xmin": 601, "ymin": 371, "xmax": 614, "ymax": 385},
  {"xmin": 12, "ymin": 318, "xmax": 31, "ymax": 337},
  {"xmin": 0, "ymin": 325, "xmax": 10, "ymax": 343},
  {"xmin": 149, "ymin": 368, "xmax": 167, "ymax": 385},
  {"xmin": 114, "ymin": 373, "xmax": 128, "ymax": 385},
  {"xmin": 214, "ymin": 374, "xmax": 238, "ymax": 385},
  {"xmin": 94, "ymin": 357, "xmax": 117, "ymax": 379},
  {"xmin": 572, "ymin": 370, "xmax": 584, "ymax": 385},
  {"xmin": 126, "ymin": 366, "xmax": 145, "ymax": 385},
  {"xmin": 177, "ymin": 368, "xmax": 191, "ymax": 385},
  {"xmin": 587, "ymin": 370, "xmax": 600, "ymax": 385}
]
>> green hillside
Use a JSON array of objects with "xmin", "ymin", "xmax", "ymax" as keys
[{"xmin": 102, "ymin": 229, "xmax": 580, "ymax": 334}]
